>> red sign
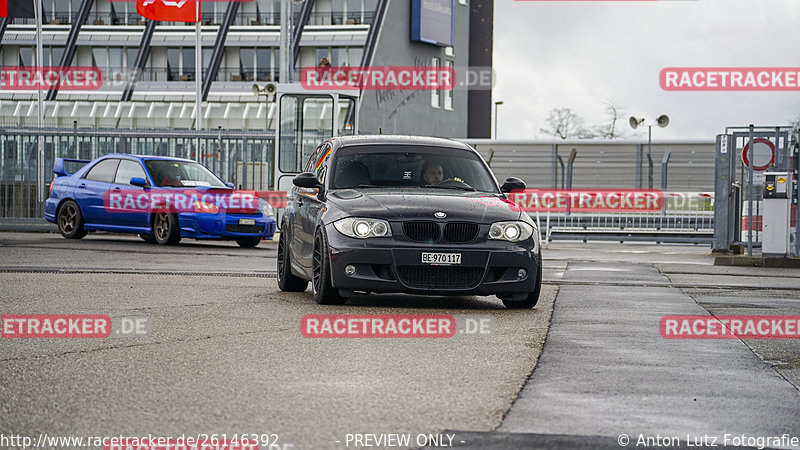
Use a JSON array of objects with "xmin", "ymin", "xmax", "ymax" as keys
[{"xmin": 136, "ymin": 0, "xmax": 198, "ymax": 22}]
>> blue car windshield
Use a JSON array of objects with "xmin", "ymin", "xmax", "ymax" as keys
[
  {"xmin": 145, "ymin": 160, "xmax": 227, "ymax": 188},
  {"xmin": 330, "ymin": 146, "xmax": 499, "ymax": 193}
]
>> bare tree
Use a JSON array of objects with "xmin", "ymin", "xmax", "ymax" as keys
[
  {"xmin": 540, "ymin": 108, "xmax": 595, "ymax": 139},
  {"xmin": 791, "ymin": 113, "xmax": 800, "ymax": 131},
  {"xmin": 595, "ymin": 101, "xmax": 627, "ymax": 140}
]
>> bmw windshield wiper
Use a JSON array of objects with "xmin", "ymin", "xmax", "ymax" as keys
[{"xmin": 424, "ymin": 185, "xmax": 476, "ymax": 191}]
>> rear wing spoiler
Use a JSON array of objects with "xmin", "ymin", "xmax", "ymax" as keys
[{"xmin": 53, "ymin": 158, "xmax": 90, "ymax": 177}]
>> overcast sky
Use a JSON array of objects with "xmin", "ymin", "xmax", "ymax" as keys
[{"xmin": 492, "ymin": 0, "xmax": 800, "ymax": 140}]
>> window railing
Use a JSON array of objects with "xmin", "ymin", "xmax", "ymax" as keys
[
  {"xmin": 307, "ymin": 11, "xmax": 375, "ymax": 26},
  {"xmin": 8, "ymin": 10, "xmax": 374, "ymax": 27},
  {"xmin": 135, "ymin": 67, "xmax": 280, "ymax": 83}
]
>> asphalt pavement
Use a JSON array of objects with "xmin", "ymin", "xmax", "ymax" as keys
[{"xmin": 0, "ymin": 232, "xmax": 555, "ymax": 449}]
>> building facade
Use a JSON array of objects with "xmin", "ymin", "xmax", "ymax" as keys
[{"xmin": 0, "ymin": 0, "xmax": 493, "ymax": 138}]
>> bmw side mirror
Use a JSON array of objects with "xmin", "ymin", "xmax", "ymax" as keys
[
  {"xmin": 500, "ymin": 177, "xmax": 526, "ymax": 193},
  {"xmin": 293, "ymin": 172, "xmax": 325, "ymax": 200},
  {"xmin": 293, "ymin": 172, "xmax": 321, "ymax": 189},
  {"xmin": 130, "ymin": 177, "xmax": 148, "ymax": 187}
]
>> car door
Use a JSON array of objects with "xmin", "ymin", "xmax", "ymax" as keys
[
  {"xmin": 291, "ymin": 144, "xmax": 324, "ymax": 270},
  {"xmin": 302, "ymin": 145, "xmax": 331, "ymax": 266},
  {"xmin": 74, "ymin": 158, "xmax": 120, "ymax": 226},
  {"xmin": 108, "ymin": 159, "xmax": 151, "ymax": 230}
]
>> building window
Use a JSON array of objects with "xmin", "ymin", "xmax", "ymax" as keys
[
  {"xmin": 314, "ymin": 47, "xmax": 362, "ymax": 67},
  {"xmin": 444, "ymin": 60, "xmax": 454, "ymax": 111},
  {"xmin": 311, "ymin": 0, "xmax": 378, "ymax": 25},
  {"xmin": 256, "ymin": 48, "xmax": 274, "ymax": 81},
  {"xmin": 167, "ymin": 48, "xmax": 180, "ymax": 80},
  {"xmin": 431, "ymin": 57, "xmax": 441, "ymax": 108},
  {"xmin": 234, "ymin": 47, "xmax": 275, "ymax": 82},
  {"xmin": 445, "ymin": 46, "xmax": 454, "ymax": 57},
  {"xmin": 239, "ymin": 48, "xmax": 255, "ymax": 82},
  {"xmin": 458, "ymin": 0, "xmax": 468, "ymax": 5},
  {"xmin": 51, "ymin": 0, "xmax": 70, "ymax": 24},
  {"xmin": 127, "ymin": 48, "xmax": 139, "ymax": 68}
]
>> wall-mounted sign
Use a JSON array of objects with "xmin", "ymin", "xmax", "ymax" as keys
[{"xmin": 411, "ymin": 0, "xmax": 454, "ymax": 47}]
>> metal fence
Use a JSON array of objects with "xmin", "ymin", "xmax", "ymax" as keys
[
  {"xmin": 1, "ymin": 130, "xmax": 725, "ymax": 245},
  {"xmin": 0, "ymin": 125, "xmax": 274, "ymax": 231},
  {"xmin": 533, "ymin": 192, "xmax": 715, "ymax": 244}
]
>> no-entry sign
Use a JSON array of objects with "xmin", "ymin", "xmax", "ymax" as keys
[{"xmin": 742, "ymin": 138, "xmax": 775, "ymax": 171}]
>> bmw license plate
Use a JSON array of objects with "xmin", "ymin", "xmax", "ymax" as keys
[
  {"xmin": 238, "ymin": 218, "xmax": 256, "ymax": 225},
  {"xmin": 421, "ymin": 252, "xmax": 461, "ymax": 265}
]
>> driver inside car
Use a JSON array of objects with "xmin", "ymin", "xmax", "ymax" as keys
[
  {"xmin": 421, "ymin": 162, "xmax": 463, "ymax": 186},
  {"xmin": 158, "ymin": 165, "xmax": 183, "ymax": 187}
]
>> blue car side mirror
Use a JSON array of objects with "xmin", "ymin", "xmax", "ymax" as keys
[
  {"xmin": 226, "ymin": 182, "xmax": 235, "ymax": 189},
  {"xmin": 130, "ymin": 177, "xmax": 148, "ymax": 187}
]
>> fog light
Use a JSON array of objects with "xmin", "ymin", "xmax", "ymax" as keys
[
  {"xmin": 517, "ymin": 269, "xmax": 527, "ymax": 279},
  {"xmin": 344, "ymin": 265, "xmax": 356, "ymax": 276}
]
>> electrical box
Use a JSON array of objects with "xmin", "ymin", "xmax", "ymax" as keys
[{"xmin": 762, "ymin": 172, "xmax": 792, "ymax": 256}]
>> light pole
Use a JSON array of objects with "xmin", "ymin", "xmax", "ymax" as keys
[
  {"xmin": 630, "ymin": 115, "xmax": 669, "ymax": 189},
  {"xmin": 494, "ymin": 101, "xmax": 504, "ymax": 140}
]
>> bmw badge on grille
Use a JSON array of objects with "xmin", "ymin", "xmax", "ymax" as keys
[{"xmin": 434, "ymin": 212, "xmax": 447, "ymax": 219}]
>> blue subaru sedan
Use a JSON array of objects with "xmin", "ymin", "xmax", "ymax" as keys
[{"xmin": 45, "ymin": 154, "xmax": 277, "ymax": 247}]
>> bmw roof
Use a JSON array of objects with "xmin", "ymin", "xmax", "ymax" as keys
[{"xmin": 328, "ymin": 135, "xmax": 474, "ymax": 150}]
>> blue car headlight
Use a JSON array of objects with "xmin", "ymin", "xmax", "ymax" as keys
[
  {"xmin": 259, "ymin": 199, "xmax": 274, "ymax": 217},
  {"xmin": 334, "ymin": 217, "xmax": 392, "ymax": 239}
]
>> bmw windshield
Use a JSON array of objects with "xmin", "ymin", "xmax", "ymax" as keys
[{"xmin": 329, "ymin": 146, "xmax": 500, "ymax": 194}]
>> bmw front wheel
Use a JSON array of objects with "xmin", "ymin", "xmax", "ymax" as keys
[
  {"xmin": 277, "ymin": 227, "xmax": 309, "ymax": 292},
  {"xmin": 501, "ymin": 263, "xmax": 542, "ymax": 309},
  {"xmin": 311, "ymin": 229, "xmax": 346, "ymax": 305}
]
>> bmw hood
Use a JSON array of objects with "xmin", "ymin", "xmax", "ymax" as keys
[{"xmin": 326, "ymin": 189, "xmax": 523, "ymax": 223}]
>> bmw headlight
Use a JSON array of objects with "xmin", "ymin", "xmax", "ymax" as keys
[
  {"xmin": 259, "ymin": 199, "xmax": 274, "ymax": 217},
  {"xmin": 334, "ymin": 217, "xmax": 392, "ymax": 239},
  {"xmin": 489, "ymin": 221, "xmax": 534, "ymax": 242}
]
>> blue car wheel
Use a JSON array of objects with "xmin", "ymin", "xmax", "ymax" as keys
[
  {"xmin": 57, "ymin": 200, "xmax": 87, "ymax": 239},
  {"xmin": 153, "ymin": 212, "xmax": 181, "ymax": 245},
  {"xmin": 236, "ymin": 237, "xmax": 262, "ymax": 248}
]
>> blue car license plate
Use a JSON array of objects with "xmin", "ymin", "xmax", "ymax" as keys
[{"xmin": 238, "ymin": 218, "xmax": 256, "ymax": 225}]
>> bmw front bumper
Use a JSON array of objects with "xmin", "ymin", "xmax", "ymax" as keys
[{"xmin": 324, "ymin": 223, "xmax": 541, "ymax": 297}]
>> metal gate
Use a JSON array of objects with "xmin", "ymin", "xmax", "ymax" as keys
[{"xmin": 712, "ymin": 125, "xmax": 799, "ymax": 256}]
